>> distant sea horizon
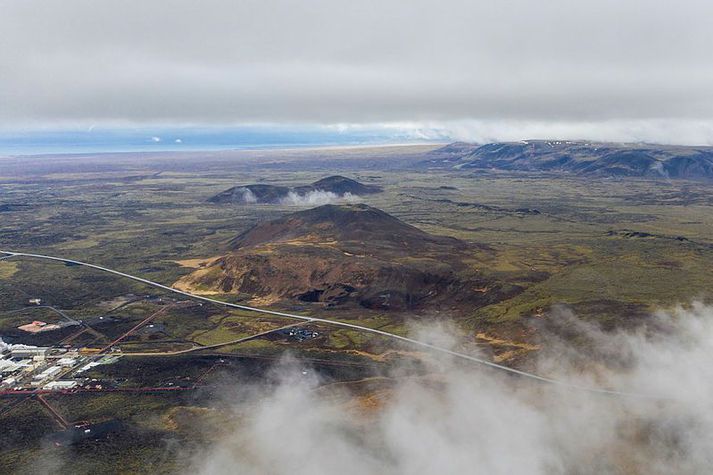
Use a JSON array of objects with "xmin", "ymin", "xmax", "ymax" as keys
[{"xmin": 0, "ymin": 126, "xmax": 443, "ymax": 156}]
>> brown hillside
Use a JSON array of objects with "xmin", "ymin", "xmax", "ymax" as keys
[{"xmin": 176, "ymin": 204, "xmax": 504, "ymax": 311}]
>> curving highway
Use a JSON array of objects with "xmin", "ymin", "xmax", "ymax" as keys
[{"xmin": 0, "ymin": 249, "xmax": 660, "ymax": 398}]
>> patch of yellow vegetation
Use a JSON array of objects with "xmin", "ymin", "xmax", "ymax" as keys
[
  {"xmin": 280, "ymin": 236, "xmax": 340, "ymax": 247},
  {"xmin": 173, "ymin": 257, "xmax": 220, "ymax": 268},
  {"xmin": 474, "ymin": 333, "xmax": 539, "ymax": 363},
  {"xmin": 248, "ymin": 294, "xmax": 282, "ymax": 306},
  {"xmin": 172, "ymin": 280, "xmax": 223, "ymax": 295},
  {"xmin": 173, "ymin": 266, "xmax": 225, "ymax": 295},
  {"xmin": 162, "ymin": 406, "xmax": 217, "ymax": 432},
  {"xmin": 350, "ymin": 390, "xmax": 391, "ymax": 413},
  {"xmin": 318, "ymin": 347, "xmax": 425, "ymax": 363},
  {"xmin": 0, "ymin": 261, "xmax": 18, "ymax": 279},
  {"xmin": 475, "ymin": 332, "xmax": 540, "ymax": 351},
  {"xmin": 493, "ymin": 349, "xmax": 533, "ymax": 363}
]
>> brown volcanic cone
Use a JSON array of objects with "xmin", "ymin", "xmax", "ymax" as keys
[
  {"xmin": 229, "ymin": 203, "xmax": 464, "ymax": 252},
  {"xmin": 177, "ymin": 204, "xmax": 496, "ymax": 310}
]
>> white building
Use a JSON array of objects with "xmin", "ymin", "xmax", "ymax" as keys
[
  {"xmin": 33, "ymin": 365, "xmax": 62, "ymax": 381},
  {"xmin": 0, "ymin": 359, "xmax": 22, "ymax": 374},
  {"xmin": 11, "ymin": 347, "xmax": 50, "ymax": 359},
  {"xmin": 56, "ymin": 357, "xmax": 77, "ymax": 367},
  {"xmin": 44, "ymin": 380, "xmax": 78, "ymax": 390}
]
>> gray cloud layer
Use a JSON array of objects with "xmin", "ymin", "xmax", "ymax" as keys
[{"xmin": 2, "ymin": 0, "xmax": 713, "ymax": 139}]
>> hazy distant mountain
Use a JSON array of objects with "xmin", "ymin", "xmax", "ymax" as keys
[
  {"xmin": 419, "ymin": 141, "xmax": 713, "ymax": 179},
  {"xmin": 208, "ymin": 175, "xmax": 382, "ymax": 204}
]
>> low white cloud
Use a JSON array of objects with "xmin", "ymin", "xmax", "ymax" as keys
[
  {"xmin": 279, "ymin": 190, "xmax": 361, "ymax": 206},
  {"xmin": 241, "ymin": 188, "xmax": 258, "ymax": 203},
  {"xmin": 370, "ymin": 119, "xmax": 713, "ymax": 146},
  {"xmin": 151, "ymin": 136, "xmax": 161, "ymax": 142},
  {"xmin": 188, "ymin": 303, "xmax": 713, "ymax": 474}
]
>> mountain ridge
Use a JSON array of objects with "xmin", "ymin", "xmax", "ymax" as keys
[{"xmin": 419, "ymin": 140, "xmax": 713, "ymax": 179}]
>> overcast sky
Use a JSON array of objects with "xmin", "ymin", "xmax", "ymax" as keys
[{"xmin": 2, "ymin": 0, "xmax": 712, "ymax": 143}]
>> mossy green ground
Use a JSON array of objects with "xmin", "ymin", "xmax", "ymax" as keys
[{"xmin": 2, "ymin": 146, "xmax": 713, "ymax": 471}]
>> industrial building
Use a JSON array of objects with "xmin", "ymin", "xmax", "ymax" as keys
[
  {"xmin": 10, "ymin": 346, "xmax": 50, "ymax": 359},
  {"xmin": 0, "ymin": 359, "xmax": 24, "ymax": 374},
  {"xmin": 44, "ymin": 380, "xmax": 78, "ymax": 390},
  {"xmin": 56, "ymin": 357, "xmax": 77, "ymax": 367},
  {"xmin": 32, "ymin": 366, "xmax": 62, "ymax": 384}
]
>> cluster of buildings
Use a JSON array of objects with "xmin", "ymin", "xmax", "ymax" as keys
[
  {"xmin": 1, "ymin": 344, "xmax": 55, "ymax": 389},
  {"xmin": 0, "ymin": 340, "xmax": 119, "ymax": 391},
  {"xmin": 283, "ymin": 327, "xmax": 320, "ymax": 342}
]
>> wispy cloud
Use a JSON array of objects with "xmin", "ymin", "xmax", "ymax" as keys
[
  {"xmin": 187, "ymin": 303, "xmax": 713, "ymax": 474},
  {"xmin": 279, "ymin": 190, "xmax": 361, "ymax": 206}
]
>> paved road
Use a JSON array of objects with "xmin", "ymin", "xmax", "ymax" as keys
[
  {"xmin": 101, "ymin": 304, "xmax": 177, "ymax": 353},
  {"xmin": 0, "ymin": 250, "xmax": 656, "ymax": 398},
  {"xmin": 1, "ymin": 305, "xmax": 72, "ymax": 321},
  {"xmin": 125, "ymin": 322, "xmax": 305, "ymax": 356},
  {"xmin": 0, "ymin": 386, "xmax": 195, "ymax": 396}
]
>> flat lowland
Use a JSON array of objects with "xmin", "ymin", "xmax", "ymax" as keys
[
  {"xmin": 1, "ymin": 144, "xmax": 712, "ymax": 471},
  {"xmin": 2, "ymin": 144, "xmax": 712, "ymax": 338}
]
